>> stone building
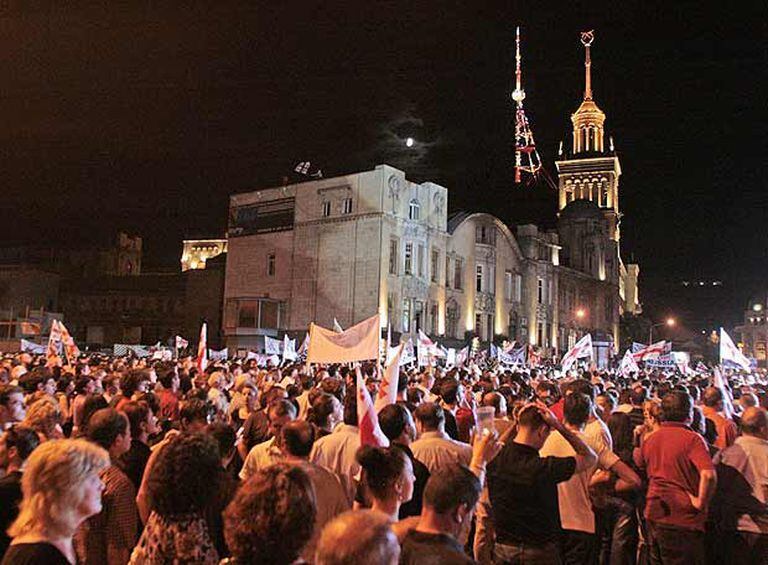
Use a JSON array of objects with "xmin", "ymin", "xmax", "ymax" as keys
[
  {"xmin": 736, "ymin": 296, "xmax": 768, "ymax": 367},
  {"xmin": 221, "ymin": 33, "xmax": 642, "ymax": 362}
]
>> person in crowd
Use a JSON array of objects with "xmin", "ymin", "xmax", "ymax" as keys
[
  {"xmin": 307, "ymin": 391, "xmax": 343, "ymax": 438},
  {"xmin": 113, "ymin": 370, "xmax": 149, "ymax": 412},
  {"xmin": 77, "ymin": 394, "xmax": 109, "ymax": 438},
  {"xmin": 411, "ymin": 402, "xmax": 472, "ymax": 473},
  {"xmin": 280, "ymin": 420, "xmax": 350, "ymax": 559},
  {"xmin": 130, "ymin": 432, "xmax": 222, "ymax": 564},
  {"xmin": 75, "ymin": 408, "xmax": 136, "ymax": 565},
  {"xmin": 117, "ymin": 400, "xmax": 158, "ymax": 491},
  {"xmin": 400, "ymin": 464, "xmax": 481, "ymax": 564},
  {"xmin": 239, "ymin": 398, "xmax": 297, "ymax": 479},
  {"xmin": 634, "ymin": 391, "xmax": 717, "ymax": 565},
  {"xmin": 595, "ymin": 391, "xmax": 618, "ymax": 421},
  {"xmin": 314, "ymin": 509, "xmax": 401, "ymax": 565},
  {"xmin": 627, "ymin": 387, "xmax": 649, "ymax": 430},
  {"xmin": 0, "ymin": 384, "xmax": 26, "ymax": 431},
  {"xmin": 356, "ymin": 445, "xmax": 415, "ymax": 523},
  {"xmin": 484, "ymin": 403, "xmax": 597, "ymax": 563},
  {"xmin": 481, "ymin": 391, "xmax": 512, "ymax": 437},
  {"xmin": 22, "ymin": 397, "xmax": 63, "ymax": 443},
  {"xmin": 71, "ymin": 377, "xmax": 96, "ymax": 436},
  {"xmin": 238, "ymin": 385, "xmax": 289, "ymax": 458},
  {"xmin": 712, "ymin": 406, "xmax": 768, "ymax": 564},
  {"xmin": 701, "ymin": 386, "xmax": 738, "ymax": 450},
  {"xmin": 0, "ymin": 426, "xmax": 40, "ymax": 556},
  {"xmin": 378, "ymin": 402, "xmax": 430, "ymax": 519},
  {"xmin": 222, "ymin": 463, "xmax": 316, "ymax": 565},
  {"xmin": 2, "ymin": 439, "xmax": 109, "ymax": 565},
  {"xmin": 311, "ymin": 388, "xmax": 362, "ymax": 502},
  {"xmin": 136, "ymin": 397, "xmax": 210, "ymax": 523},
  {"xmin": 540, "ymin": 393, "xmax": 641, "ymax": 564},
  {"xmin": 155, "ymin": 367, "xmax": 180, "ymax": 423}
]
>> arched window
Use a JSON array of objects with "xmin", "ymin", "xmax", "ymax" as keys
[{"xmin": 408, "ymin": 199, "xmax": 420, "ymax": 221}]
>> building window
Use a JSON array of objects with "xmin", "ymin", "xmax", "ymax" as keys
[
  {"xmin": 404, "ymin": 243, "xmax": 413, "ymax": 275},
  {"xmin": 475, "ymin": 313, "xmax": 482, "ymax": 336},
  {"xmin": 505, "ymin": 271, "xmax": 513, "ymax": 301},
  {"xmin": 402, "ymin": 299, "xmax": 411, "ymax": 333},
  {"xmin": 431, "ymin": 249, "xmax": 439, "ymax": 283},
  {"xmin": 514, "ymin": 274, "xmax": 522, "ymax": 302},
  {"xmin": 430, "ymin": 303, "xmax": 438, "ymax": 334},
  {"xmin": 342, "ymin": 197, "xmax": 353, "ymax": 215},
  {"xmin": 454, "ymin": 258, "xmax": 463, "ymax": 290},
  {"xmin": 476, "ymin": 264, "xmax": 483, "ymax": 293},
  {"xmin": 537, "ymin": 278, "xmax": 544, "ymax": 304},
  {"xmin": 488, "ymin": 265, "xmax": 495, "ymax": 294},
  {"xmin": 446, "ymin": 301, "xmax": 459, "ymax": 338},
  {"xmin": 389, "ymin": 239, "xmax": 399, "ymax": 275},
  {"xmin": 267, "ymin": 253, "xmax": 276, "ymax": 276},
  {"xmin": 417, "ymin": 244, "xmax": 425, "ymax": 278},
  {"xmin": 475, "ymin": 225, "xmax": 495, "ymax": 245},
  {"xmin": 548, "ymin": 280, "xmax": 553, "ymax": 305},
  {"xmin": 408, "ymin": 199, "xmax": 420, "ymax": 220},
  {"xmin": 445, "ymin": 257, "xmax": 451, "ymax": 288},
  {"xmin": 321, "ymin": 201, "xmax": 331, "ymax": 217}
]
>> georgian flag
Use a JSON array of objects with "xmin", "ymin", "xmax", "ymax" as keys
[
  {"xmin": 720, "ymin": 328, "xmax": 751, "ymax": 371},
  {"xmin": 618, "ymin": 349, "xmax": 640, "ymax": 377},
  {"xmin": 632, "ymin": 340, "xmax": 671, "ymax": 362},
  {"xmin": 400, "ymin": 338, "xmax": 416, "ymax": 365},
  {"xmin": 196, "ymin": 322, "xmax": 208, "ymax": 374},
  {"xmin": 58, "ymin": 321, "xmax": 80, "ymax": 363},
  {"xmin": 356, "ymin": 367, "xmax": 389, "ymax": 447},
  {"xmin": 561, "ymin": 334, "xmax": 593, "ymax": 372},
  {"xmin": 376, "ymin": 343, "xmax": 404, "ymax": 411},
  {"xmin": 46, "ymin": 320, "xmax": 63, "ymax": 362}
]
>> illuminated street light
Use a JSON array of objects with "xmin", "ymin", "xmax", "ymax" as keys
[
  {"xmin": 666, "ymin": 317, "xmax": 676, "ymax": 327},
  {"xmin": 650, "ymin": 317, "xmax": 677, "ymax": 343},
  {"xmin": 405, "ymin": 137, "xmax": 414, "ymax": 147},
  {"xmin": 575, "ymin": 308, "xmax": 586, "ymax": 319}
]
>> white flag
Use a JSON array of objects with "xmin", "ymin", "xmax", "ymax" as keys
[
  {"xmin": 376, "ymin": 343, "xmax": 404, "ymax": 411},
  {"xmin": 720, "ymin": 328, "xmax": 750, "ymax": 371},
  {"xmin": 456, "ymin": 346, "xmax": 469, "ymax": 367},
  {"xmin": 400, "ymin": 338, "xmax": 416, "ymax": 366},
  {"xmin": 561, "ymin": 334, "xmax": 593, "ymax": 372},
  {"xmin": 307, "ymin": 314, "xmax": 381, "ymax": 364},
  {"xmin": 283, "ymin": 335, "xmax": 297, "ymax": 362},
  {"xmin": 618, "ymin": 349, "xmax": 640, "ymax": 377}
]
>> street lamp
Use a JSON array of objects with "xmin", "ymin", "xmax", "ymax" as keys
[
  {"xmin": 649, "ymin": 317, "xmax": 675, "ymax": 343},
  {"xmin": 575, "ymin": 308, "xmax": 586, "ymax": 320}
]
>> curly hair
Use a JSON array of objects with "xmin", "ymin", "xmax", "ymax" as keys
[
  {"xmin": 224, "ymin": 463, "xmax": 316, "ymax": 565},
  {"xmin": 8, "ymin": 438, "xmax": 109, "ymax": 538},
  {"xmin": 356, "ymin": 445, "xmax": 408, "ymax": 501},
  {"xmin": 23, "ymin": 397, "xmax": 61, "ymax": 439},
  {"xmin": 148, "ymin": 432, "xmax": 222, "ymax": 517}
]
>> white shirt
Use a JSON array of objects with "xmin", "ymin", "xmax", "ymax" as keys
[
  {"xmin": 310, "ymin": 424, "xmax": 361, "ymax": 502},
  {"xmin": 240, "ymin": 437, "xmax": 283, "ymax": 480},
  {"xmin": 411, "ymin": 430, "xmax": 472, "ymax": 474},
  {"xmin": 713, "ymin": 435, "xmax": 768, "ymax": 533},
  {"xmin": 540, "ymin": 427, "xmax": 619, "ymax": 534}
]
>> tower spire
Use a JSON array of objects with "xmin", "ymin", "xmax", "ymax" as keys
[
  {"xmin": 511, "ymin": 27, "xmax": 542, "ymax": 185},
  {"xmin": 581, "ymin": 30, "xmax": 594, "ymax": 100}
]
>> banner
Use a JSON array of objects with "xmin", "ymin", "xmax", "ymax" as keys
[
  {"xmin": 21, "ymin": 339, "xmax": 45, "ymax": 354},
  {"xmin": 561, "ymin": 334, "xmax": 593, "ymax": 372},
  {"xmin": 498, "ymin": 344, "xmax": 526, "ymax": 366},
  {"xmin": 306, "ymin": 314, "xmax": 380, "ymax": 364},
  {"xmin": 265, "ymin": 336, "xmax": 283, "ymax": 355},
  {"xmin": 719, "ymin": 328, "xmax": 751, "ymax": 371},
  {"xmin": 209, "ymin": 348, "xmax": 228, "ymax": 362},
  {"xmin": 19, "ymin": 322, "xmax": 41, "ymax": 335}
]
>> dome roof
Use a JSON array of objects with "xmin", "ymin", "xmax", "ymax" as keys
[{"xmin": 560, "ymin": 199, "xmax": 604, "ymax": 221}]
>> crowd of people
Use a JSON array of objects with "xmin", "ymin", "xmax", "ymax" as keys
[{"xmin": 0, "ymin": 350, "xmax": 766, "ymax": 564}]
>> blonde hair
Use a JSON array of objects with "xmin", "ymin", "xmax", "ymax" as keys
[
  {"xmin": 23, "ymin": 397, "xmax": 61, "ymax": 439},
  {"xmin": 8, "ymin": 438, "xmax": 109, "ymax": 538}
]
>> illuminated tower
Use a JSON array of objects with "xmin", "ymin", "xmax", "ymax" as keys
[
  {"xmin": 555, "ymin": 30, "xmax": 621, "ymax": 243},
  {"xmin": 512, "ymin": 27, "xmax": 542, "ymax": 184}
]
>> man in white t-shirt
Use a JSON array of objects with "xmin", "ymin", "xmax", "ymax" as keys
[{"xmin": 541, "ymin": 393, "xmax": 641, "ymax": 563}]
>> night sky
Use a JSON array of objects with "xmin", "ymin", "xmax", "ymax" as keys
[{"xmin": 0, "ymin": 3, "xmax": 765, "ymax": 328}]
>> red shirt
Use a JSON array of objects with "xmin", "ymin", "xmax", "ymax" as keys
[
  {"xmin": 157, "ymin": 390, "xmax": 179, "ymax": 421},
  {"xmin": 550, "ymin": 398, "xmax": 565, "ymax": 422},
  {"xmin": 635, "ymin": 422, "xmax": 714, "ymax": 531}
]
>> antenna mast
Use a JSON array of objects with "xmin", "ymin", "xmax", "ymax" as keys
[{"xmin": 512, "ymin": 27, "xmax": 542, "ymax": 184}]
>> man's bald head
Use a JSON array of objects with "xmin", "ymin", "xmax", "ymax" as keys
[{"xmin": 741, "ymin": 407, "xmax": 768, "ymax": 438}]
